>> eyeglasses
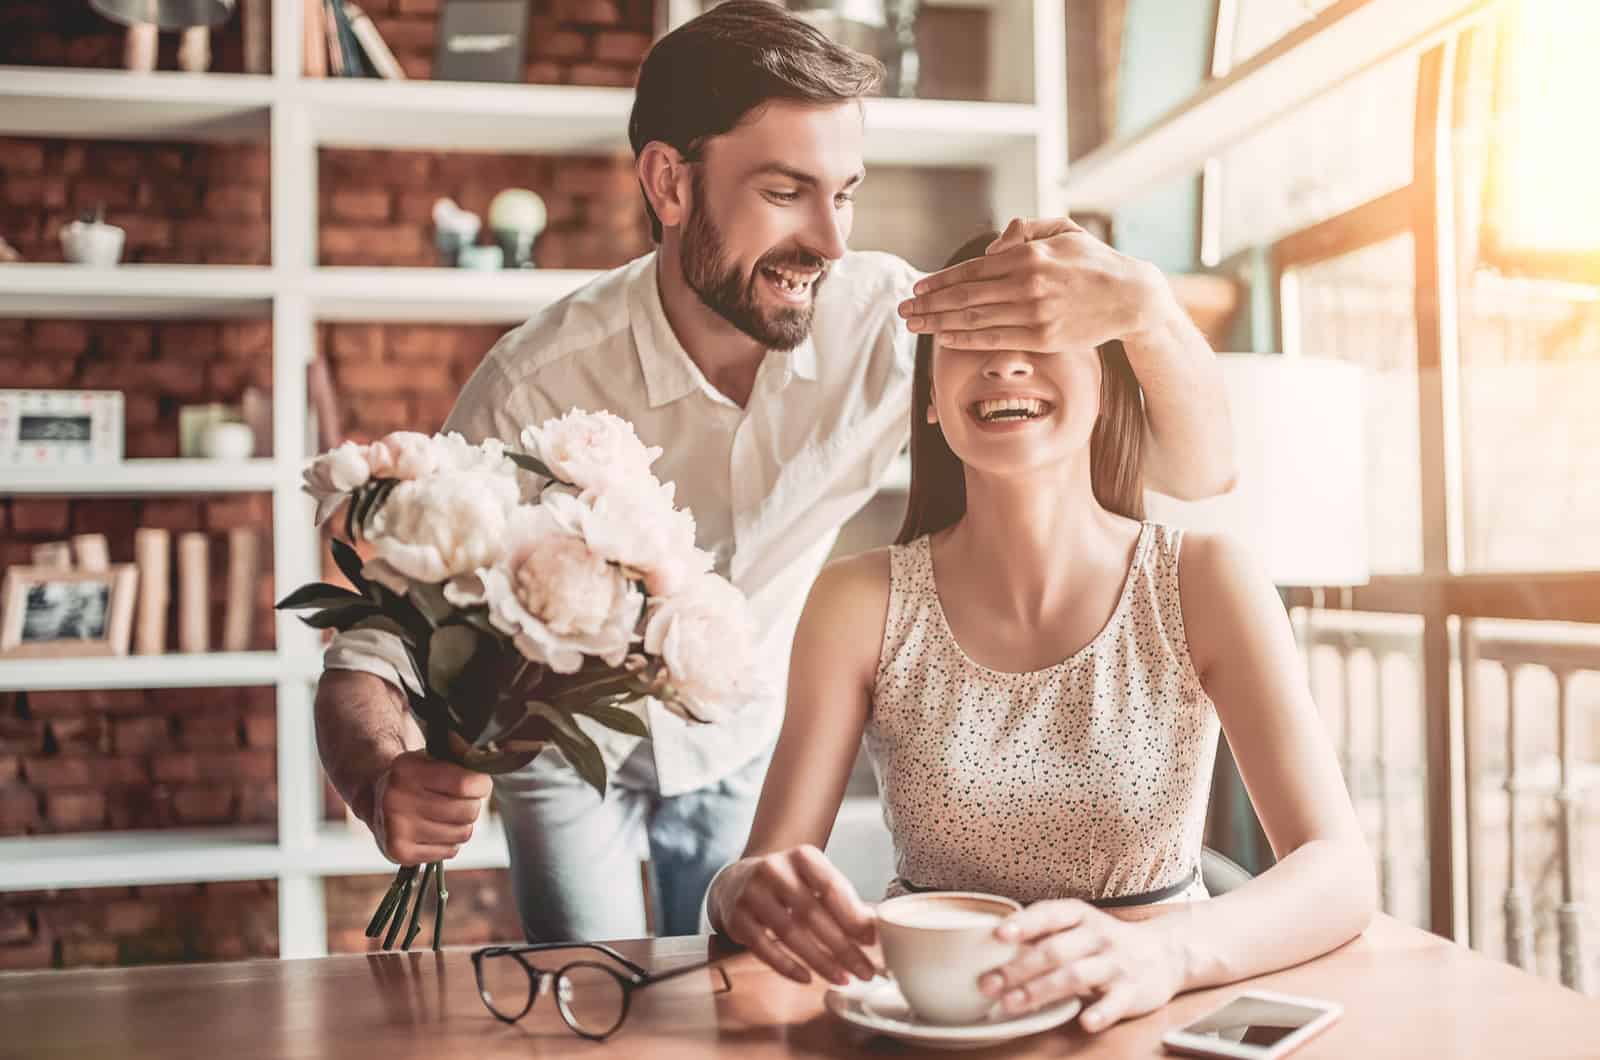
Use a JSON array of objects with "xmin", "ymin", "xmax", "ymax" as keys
[{"xmin": 470, "ymin": 941, "xmax": 733, "ymax": 1041}]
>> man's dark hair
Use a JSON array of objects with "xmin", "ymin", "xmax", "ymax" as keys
[{"xmin": 628, "ymin": 0, "xmax": 884, "ymax": 241}]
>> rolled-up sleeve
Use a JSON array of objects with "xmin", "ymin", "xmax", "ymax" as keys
[{"xmin": 321, "ymin": 329, "xmax": 553, "ymax": 690}]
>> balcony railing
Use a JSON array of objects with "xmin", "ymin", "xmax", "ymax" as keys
[{"xmin": 1296, "ymin": 604, "xmax": 1597, "ymax": 993}]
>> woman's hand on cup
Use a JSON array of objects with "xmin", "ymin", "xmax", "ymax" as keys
[
  {"xmin": 977, "ymin": 899, "xmax": 1186, "ymax": 1033},
  {"xmin": 710, "ymin": 844, "xmax": 879, "ymax": 987}
]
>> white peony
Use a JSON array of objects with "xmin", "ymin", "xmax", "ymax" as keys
[
  {"xmin": 365, "ymin": 430, "xmax": 444, "ymax": 481},
  {"xmin": 520, "ymin": 409, "xmax": 662, "ymax": 498},
  {"xmin": 642, "ymin": 572, "xmax": 758, "ymax": 723},
  {"xmin": 361, "ymin": 469, "xmax": 521, "ymax": 592},
  {"xmin": 572, "ymin": 480, "xmax": 712, "ymax": 598},
  {"xmin": 451, "ymin": 503, "xmax": 642, "ymax": 673},
  {"xmin": 302, "ymin": 441, "xmax": 374, "ymax": 525}
]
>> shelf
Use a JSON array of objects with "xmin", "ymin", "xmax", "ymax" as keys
[
  {"xmin": 0, "ymin": 826, "xmax": 280, "ymax": 892},
  {"xmin": 309, "ymin": 267, "xmax": 601, "ymax": 323},
  {"xmin": 858, "ymin": 97, "xmax": 1042, "ymax": 166},
  {"xmin": 0, "ymin": 651, "xmax": 290, "ymax": 692},
  {"xmin": 298, "ymin": 77, "xmax": 1039, "ymax": 166},
  {"xmin": 302, "ymin": 818, "xmax": 510, "ymax": 877},
  {"xmin": 0, "ymin": 458, "xmax": 285, "ymax": 495},
  {"xmin": 0, "ymin": 67, "xmax": 273, "ymax": 143},
  {"xmin": 299, "ymin": 78, "xmax": 631, "ymax": 155},
  {"xmin": 0, "ymin": 263, "xmax": 277, "ymax": 319}
]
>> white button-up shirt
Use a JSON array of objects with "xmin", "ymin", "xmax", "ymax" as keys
[{"xmin": 325, "ymin": 249, "xmax": 920, "ymax": 796}]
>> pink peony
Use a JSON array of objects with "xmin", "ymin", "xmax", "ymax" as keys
[
  {"xmin": 452, "ymin": 503, "xmax": 642, "ymax": 673},
  {"xmin": 361, "ymin": 470, "xmax": 520, "ymax": 591},
  {"xmin": 642, "ymin": 572, "xmax": 758, "ymax": 723},
  {"xmin": 302, "ymin": 441, "xmax": 374, "ymax": 525},
  {"xmin": 570, "ymin": 482, "xmax": 712, "ymax": 598},
  {"xmin": 519, "ymin": 409, "xmax": 662, "ymax": 499},
  {"xmin": 365, "ymin": 431, "xmax": 442, "ymax": 480}
]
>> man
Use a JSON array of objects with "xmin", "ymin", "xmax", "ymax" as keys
[{"xmin": 316, "ymin": 0, "xmax": 1234, "ymax": 943}]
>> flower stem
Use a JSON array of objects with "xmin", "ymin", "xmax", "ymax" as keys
[
  {"xmin": 365, "ymin": 868, "xmax": 407, "ymax": 938},
  {"xmin": 382, "ymin": 867, "xmax": 418, "ymax": 949},
  {"xmin": 401, "ymin": 862, "xmax": 435, "ymax": 950},
  {"xmin": 432, "ymin": 861, "xmax": 448, "ymax": 951}
]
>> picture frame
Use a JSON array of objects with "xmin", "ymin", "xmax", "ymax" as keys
[
  {"xmin": 433, "ymin": 0, "xmax": 530, "ymax": 84},
  {"xmin": 0, "ymin": 565, "xmax": 138, "ymax": 659},
  {"xmin": 0, "ymin": 389, "xmax": 124, "ymax": 466}
]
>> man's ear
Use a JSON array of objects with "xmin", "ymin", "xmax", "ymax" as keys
[{"xmin": 638, "ymin": 141, "xmax": 692, "ymax": 230}]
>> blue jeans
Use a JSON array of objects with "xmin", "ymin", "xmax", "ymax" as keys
[{"xmin": 491, "ymin": 740, "xmax": 769, "ymax": 942}]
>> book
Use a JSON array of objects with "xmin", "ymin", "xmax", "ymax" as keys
[
  {"xmin": 303, "ymin": 0, "xmax": 327, "ymax": 77},
  {"xmin": 324, "ymin": 0, "xmax": 345, "ymax": 76},
  {"xmin": 337, "ymin": 0, "xmax": 369, "ymax": 76},
  {"xmin": 344, "ymin": 1, "xmax": 407, "ymax": 80}
]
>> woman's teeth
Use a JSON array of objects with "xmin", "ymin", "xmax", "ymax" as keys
[
  {"xmin": 975, "ymin": 397, "xmax": 1051, "ymax": 422},
  {"xmin": 763, "ymin": 266, "xmax": 818, "ymax": 293}
]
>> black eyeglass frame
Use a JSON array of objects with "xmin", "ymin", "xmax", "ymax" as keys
[{"xmin": 470, "ymin": 940, "xmax": 733, "ymax": 1041}]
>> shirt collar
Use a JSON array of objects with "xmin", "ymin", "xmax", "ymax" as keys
[{"xmin": 629, "ymin": 253, "xmax": 817, "ymax": 409}]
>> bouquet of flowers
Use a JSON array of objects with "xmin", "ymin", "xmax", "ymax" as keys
[{"xmin": 280, "ymin": 411, "xmax": 759, "ymax": 951}]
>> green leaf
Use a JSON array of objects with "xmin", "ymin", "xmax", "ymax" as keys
[
  {"xmin": 426, "ymin": 624, "xmax": 479, "ymax": 701},
  {"xmin": 349, "ymin": 614, "xmax": 415, "ymax": 644},
  {"xmin": 275, "ymin": 581, "xmax": 367, "ymax": 611},
  {"xmin": 299, "ymin": 602, "xmax": 382, "ymax": 630},
  {"xmin": 408, "ymin": 582, "xmax": 452, "ymax": 626},
  {"xmin": 567, "ymin": 703, "xmax": 647, "ymax": 738},
  {"xmin": 331, "ymin": 538, "xmax": 369, "ymax": 594},
  {"xmin": 545, "ymin": 669, "xmax": 639, "ymax": 708},
  {"xmin": 508, "ymin": 452, "xmax": 556, "ymax": 480},
  {"xmin": 531, "ymin": 702, "xmax": 607, "ymax": 797}
]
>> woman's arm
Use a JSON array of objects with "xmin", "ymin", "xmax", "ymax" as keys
[
  {"xmin": 1166, "ymin": 531, "xmax": 1377, "ymax": 989},
  {"xmin": 705, "ymin": 549, "xmax": 892, "ymax": 984}
]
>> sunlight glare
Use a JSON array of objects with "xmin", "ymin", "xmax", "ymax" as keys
[{"xmin": 1492, "ymin": 0, "xmax": 1600, "ymax": 254}]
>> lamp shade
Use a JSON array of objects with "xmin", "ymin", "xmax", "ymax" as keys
[
  {"xmin": 90, "ymin": 0, "xmax": 235, "ymax": 29},
  {"xmin": 1144, "ymin": 353, "xmax": 1368, "ymax": 587}
]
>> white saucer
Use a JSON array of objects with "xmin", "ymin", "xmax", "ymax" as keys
[{"xmin": 824, "ymin": 976, "xmax": 1081, "ymax": 1051}]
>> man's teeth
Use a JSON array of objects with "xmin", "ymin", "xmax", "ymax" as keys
[
  {"xmin": 764, "ymin": 266, "xmax": 818, "ymax": 293},
  {"xmin": 976, "ymin": 397, "xmax": 1050, "ymax": 421}
]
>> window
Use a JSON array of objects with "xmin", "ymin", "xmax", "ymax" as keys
[{"xmin": 1214, "ymin": 51, "xmax": 1416, "ymax": 261}]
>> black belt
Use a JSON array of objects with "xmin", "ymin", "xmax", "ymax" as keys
[{"xmin": 895, "ymin": 866, "xmax": 1199, "ymax": 909}]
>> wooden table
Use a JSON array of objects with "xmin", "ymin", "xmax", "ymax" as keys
[{"xmin": 3, "ymin": 915, "xmax": 1596, "ymax": 1058}]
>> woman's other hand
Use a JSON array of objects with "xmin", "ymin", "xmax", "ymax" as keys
[
  {"xmin": 978, "ymin": 899, "xmax": 1188, "ymax": 1033},
  {"xmin": 709, "ymin": 844, "xmax": 879, "ymax": 986}
]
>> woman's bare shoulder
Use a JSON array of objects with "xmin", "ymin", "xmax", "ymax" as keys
[{"xmin": 805, "ymin": 547, "xmax": 892, "ymax": 627}]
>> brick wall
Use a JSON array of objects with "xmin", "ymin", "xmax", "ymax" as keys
[{"xmin": 0, "ymin": 687, "xmax": 278, "ymax": 836}]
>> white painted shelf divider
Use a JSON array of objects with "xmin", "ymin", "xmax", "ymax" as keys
[
  {"xmin": 0, "ymin": 458, "xmax": 284, "ymax": 495},
  {"xmin": 0, "ymin": 0, "xmax": 1066, "ymax": 957},
  {"xmin": 0, "ymin": 651, "xmax": 290, "ymax": 693}
]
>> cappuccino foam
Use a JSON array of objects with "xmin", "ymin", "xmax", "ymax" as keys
[{"xmin": 892, "ymin": 908, "xmax": 1003, "ymax": 929}]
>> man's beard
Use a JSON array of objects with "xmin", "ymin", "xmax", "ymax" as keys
[{"xmin": 680, "ymin": 180, "xmax": 828, "ymax": 352}]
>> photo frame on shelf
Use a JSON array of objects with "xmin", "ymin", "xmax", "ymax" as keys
[
  {"xmin": 0, "ymin": 565, "xmax": 138, "ymax": 659},
  {"xmin": 433, "ymin": 0, "xmax": 530, "ymax": 83},
  {"xmin": 0, "ymin": 390, "xmax": 123, "ymax": 466}
]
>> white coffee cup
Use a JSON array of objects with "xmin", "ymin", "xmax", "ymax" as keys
[{"xmin": 875, "ymin": 891, "xmax": 1022, "ymax": 1024}]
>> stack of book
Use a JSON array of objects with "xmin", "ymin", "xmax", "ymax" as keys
[{"xmin": 303, "ymin": 0, "xmax": 405, "ymax": 79}]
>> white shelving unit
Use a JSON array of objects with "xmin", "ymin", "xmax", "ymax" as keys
[{"xmin": 0, "ymin": 0, "xmax": 1067, "ymax": 957}]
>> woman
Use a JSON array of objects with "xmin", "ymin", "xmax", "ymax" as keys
[{"xmin": 706, "ymin": 231, "xmax": 1375, "ymax": 1034}]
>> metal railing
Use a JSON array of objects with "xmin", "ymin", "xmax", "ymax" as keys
[{"xmin": 1299, "ymin": 610, "xmax": 1594, "ymax": 992}]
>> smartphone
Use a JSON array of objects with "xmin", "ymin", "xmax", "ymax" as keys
[{"xmin": 1160, "ymin": 990, "xmax": 1343, "ymax": 1060}]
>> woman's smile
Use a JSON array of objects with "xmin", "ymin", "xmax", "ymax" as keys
[{"xmin": 965, "ymin": 394, "xmax": 1057, "ymax": 432}]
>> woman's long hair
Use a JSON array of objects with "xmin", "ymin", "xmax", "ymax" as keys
[{"xmin": 895, "ymin": 231, "xmax": 1146, "ymax": 545}]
